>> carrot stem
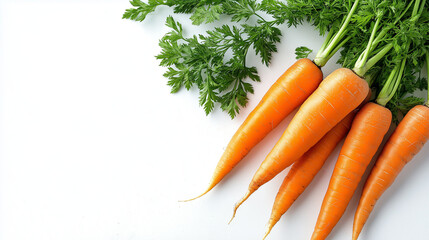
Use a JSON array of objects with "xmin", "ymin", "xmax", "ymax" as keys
[
  {"xmin": 412, "ymin": 0, "xmax": 422, "ymax": 16},
  {"xmin": 361, "ymin": 16, "xmax": 382, "ymax": 68},
  {"xmin": 314, "ymin": 0, "xmax": 360, "ymax": 67},
  {"xmin": 318, "ymin": 28, "xmax": 335, "ymax": 55},
  {"xmin": 326, "ymin": 35, "xmax": 353, "ymax": 63},
  {"xmin": 376, "ymin": 58, "xmax": 407, "ymax": 106},
  {"xmin": 426, "ymin": 52, "xmax": 429, "ymax": 106},
  {"xmin": 360, "ymin": 42, "xmax": 393, "ymax": 76},
  {"xmin": 353, "ymin": 15, "xmax": 385, "ymax": 77}
]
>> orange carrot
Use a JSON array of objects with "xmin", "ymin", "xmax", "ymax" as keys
[
  {"xmin": 231, "ymin": 68, "xmax": 369, "ymax": 217},
  {"xmin": 310, "ymin": 102, "xmax": 392, "ymax": 240},
  {"xmin": 263, "ymin": 90, "xmax": 371, "ymax": 239},
  {"xmin": 184, "ymin": 59, "xmax": 323, "ymax": 201},
  {"xmin": 352, "ymin": 105, "xmax": 429, "ymax": 240},
  {"xmin": 263, "ymin": 111, "xmax": 356, "ymax": 240}
]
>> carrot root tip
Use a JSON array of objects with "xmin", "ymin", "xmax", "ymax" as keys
[
  {"xmin": 262, "ymin": 225, "xmax": 272, "ymax": 240},
  {"xmin": 228, "ymin": 211, "xmax": 236, "ymax": 225},
  {"xmin": 228, "ymin": 190, "xmax": 252, "ymax": 224},
  {"xmin": 178, "ymin": 186, "xmax": 213, "ymax": 202},
  {"xmin": 178, "ymin": 194, "xmax": 204, "ymax": 202}
]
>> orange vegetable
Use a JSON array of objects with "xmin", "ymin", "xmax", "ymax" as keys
[
  {"xmin": 352, "ymin": 105, "xmax": 429, "ymax": 240},
  {"xmin": 311, "ymin": 102, "xmax": 392, "ymax": 240},
  {"xmin": 231, "ymin": 68, "xmax": 369, "ymax": 217},
  {"xmin": 263, "ymin": 111, "xmax": 356, "ymax": 240},
  {"xmin": 184, "ymin": 59, "xmax": 323, "ymax": 201}
]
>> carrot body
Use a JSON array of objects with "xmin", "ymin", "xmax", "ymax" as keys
[
  {"xmin": 311, "ymin": 102, "xmax": 392, "ymax": 240},
  {"xmin": 187, "ymin": 59, "xmax": 322, "ymax": 200},
  {"xmin": 232, "ymin": 68, "xmax": 369, "ymax": 212},
  {"xmin": 263, "ymin": 111, "xmax": 356, "ymax": 239},
  {"xmin": 352, "ymin": 105, "xmax": 429, "ymax": 240}
]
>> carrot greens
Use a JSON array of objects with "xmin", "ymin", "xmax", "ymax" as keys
[
  {"xmin": 333, "ymin": 0, "xmax": 429, "ymax": 121},
  {"xmin": 124, "ymin": 0, "xmax": 284, "ymax": 117},
  {"xmin": 376, "ymin": 0, "xmax": 428, "ymax": 120},
  {"xmin": 156, "ymin": 16, "xmax": 282, "ymax": 118},
  {"xmin": 123, "ymin": 0, "xmax": 351, "ymax": 117},
  {"xmin": 124, "ymin": 0, "xmax": 428, "ymax": 119}
]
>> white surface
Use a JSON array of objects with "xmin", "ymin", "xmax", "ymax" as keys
[{"xmin": 1, "ymin": 1, "xmax": 428, "ymax": 240}]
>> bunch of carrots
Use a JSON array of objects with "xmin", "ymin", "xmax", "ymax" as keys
[
  {"xmin": 179, "ymin": 0, "xmax": 429, "ymax": 239},
  {"xmin": 124, "ymin": 0, "xmax": 428, "ymax": 239}
]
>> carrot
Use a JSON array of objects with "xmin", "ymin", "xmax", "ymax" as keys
[
  {"xmin": 352, "ymin": 105, "xmax": 429, "ymax": 240},
  {"xmin": 183, "ymin": 59, "xmax": 323, "ymax": 201},
  {"xmin": 259, "ymin": 87, "xmax": 367, "ymax": 238},
  {"xmin": 230, "ymin": 68, "xmax": 369, "ymax": 218},
  {"xmin": 310, "ymin": 102, "xmax": 392, "ymax": 240},
  {"xmin": 352, "ymin": 53, "xmax": 429, "ymax": 240},
  {"xmin": 186, "ymin": 0, "xmax": 362, "ymax": 202},
  {"xmin": 310, "ymin": 2, "xmax": 428, "ymax": 235},
  {"xmin": 262, "ymin": 111, "xmax": 356, "ymax": 240},
  {"xmin": 263, "ymin": 89, "xmax": 371, "ymax": 239}
]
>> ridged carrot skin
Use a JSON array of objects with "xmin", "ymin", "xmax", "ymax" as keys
[
  {"xmin": 186, "ymin": 59, "xmax": 323, "ymax": 200},
  {"xmin": 352, "ymin": 105, "xmax": 429, "ymax": 240},
  {"xmin": 311, "ymin": 102, "xmax": 392, "ymax": 240},
  {"xmin": 232, "ymin": 68, "xmax": 369, "ymax": 212},
  {"xmin": 263, "ymin": 111, "xmax": 356, "ymax": 239}
]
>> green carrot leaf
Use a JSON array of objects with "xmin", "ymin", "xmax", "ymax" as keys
[{"xmin": 295, "ymin": 46, "xmax": 313, "ymax": 59}]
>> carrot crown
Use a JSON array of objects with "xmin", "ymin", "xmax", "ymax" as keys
[{"xmin": 330, "ymin": 0, "xmax": 428, "ymax": 121}]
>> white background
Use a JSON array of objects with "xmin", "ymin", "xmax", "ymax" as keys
[{"xmin": 1, "ymin": 1, "xmax": 428, "ymax": 240}]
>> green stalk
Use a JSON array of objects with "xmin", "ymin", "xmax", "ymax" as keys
[
  {"xmin": 426, "ymin": 52, "xmax": 429, "ymax": 106},
  {"xmin": 362, "ymin": 18, "xmax": 381, "ymax": 66},
  {"xmin": 325, "ymin": 35, "xmax": 353, "ymax": 63},
  {"xmin": 418, "ymin": 0, "xmax": 426, "ymax": 15},
  {"xmin": 313, "ymin": 0, "xmax": 360, "ymax": 67},
  {"xmin": 358, "ymin": 43, "xmax": 394, "ymax": 76},
  {"xmin": 353, "ymin": 16, "xmax": 383, "ymax": 77},
  {"xmin": 376, "ymin": 0, "xmax": 426, "ymax": 107},
  {"xmin": 317, "ymin": 28, "xmax": 335, "ymax": 56},
  {"xmin": 412, "ymin": 0, "xmax": 422, "ymax": 16},
  {"xmin": 376, "ymin": 59, "xmax": 407, "ymax": 106},
  {"xmin": 352, "ymin": 0, "xmax": 416, "ymax": 78}
]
